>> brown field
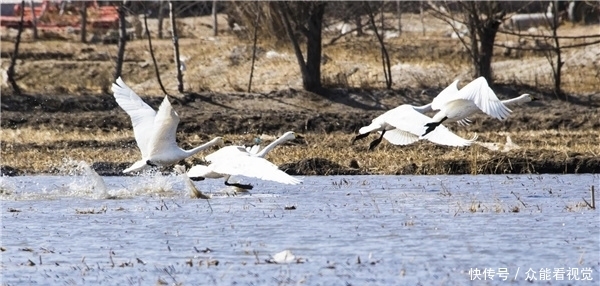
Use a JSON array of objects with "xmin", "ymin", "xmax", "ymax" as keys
[{"xmin": 1, "ymin": 12, "xmax": 599, "ymax": 175}]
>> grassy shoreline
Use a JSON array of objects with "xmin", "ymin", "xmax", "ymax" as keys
[{"xmin": 2, "ymin": 129, "xmax": 599, "ymax": 176}]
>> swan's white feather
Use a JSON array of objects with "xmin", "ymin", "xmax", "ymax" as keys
[
  {"xmin": 189, "ymin": 146, "xmax": 301, "ymax": 185},
  {"xmin": 357, "ymin": 104, "xmax": 475, "ymax": 147},
  {"xmin": 147, "ymin": 96, "xmax": 181, "ymax": 157},
  {"xmin": 112, "ymin": 77, "xmax": 223, "ymax": 173},
  {"xmin": 210, "ymin": 155, "xmax": 301, "ymax": 185},
  {"xmin": 381, "ymin": 129, "xmax": 420, "ymax": 145},
  {"xmin": 432, "ymin": 77, "xmax": 512, "ymax": 120},
  {"xmin": 111, "ymin": 78, "xmax": 156, "ymax": 158},
  {"xmin": 378, "ymin": 104, "xmax": 475, "ymax": 147}
]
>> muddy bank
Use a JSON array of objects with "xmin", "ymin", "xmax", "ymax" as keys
[{"xmin": 1, "ymin": 88, "xmax": 599, "ymax": 176}]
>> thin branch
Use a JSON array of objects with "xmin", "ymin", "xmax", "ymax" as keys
[
  {"xmin": 144, "ymin": 13, "xmax": 169, "ymax": 96},
  {"xmin": 248, "ymin": 1, "xmax": 261, "ymax": 93},
  {"xmin": 498, "ymin": 29, "xmax": 600, "ymax": 39},
  {"xmin": 7, "ymin": 0, "xmax": 25, "ymax": 95},
  {"xmin": 494, "ymin": 39, "xmax": 600, "ymax": 51}
]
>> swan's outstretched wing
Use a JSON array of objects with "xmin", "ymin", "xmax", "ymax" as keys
[
  {"xmin": 383, "ymin": 105, "xmax": 475, "ymax": 147},
  {"xmin": 187, "ymin": 164, "xmax": 212, "ymax": 178},
  {"xmin": 422, "ymin": 127, "xmax": 478, "ymax": 147},
  {"xmin": 431, "ymin": 79, "xmax": 460, "ymax": 110},
  {"xmin": 433, "ymin": 77, "xmax": 511, "ymax": 120},
  {"xmin": 205, "ymin": 146, "xmax": 248, "ymax": 163},
  {"xmin": 210, "ymin": 156, "xmax": 302, "ymax": 185},
  {"xmin": 380, "ymin": 129, "xmax": 420, "ymax": 145},
  {"xmin": 112, "ymin": 77, "xmax": 156, "ymax": 157},
  {"xmin": 379, "ymin": 105, "xmax": 430, "ymax": 137},
  {"xmin": 246, "ymin": 145, "xmax": 262, "ymax": 155},
  {"xmin": 146, "ymin": 96, "xmax": 181, "ymax": 156}
]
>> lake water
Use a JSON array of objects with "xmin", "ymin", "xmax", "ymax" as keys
[{"xmin": 1, "ymin": 168, "xmax": 599, "ymax": 285}]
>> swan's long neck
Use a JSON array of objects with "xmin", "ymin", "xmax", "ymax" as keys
[
  {"xmin": 183, "ymin": 138, "xmax": 221, "ymax": 157},
  {"xmin": 413, "ymin": 103, "xmax": 433, "ymax": 113},
  {"xmin": 256, "ymin": 135, "xmax": 291, "ymax": 158},
  {"xmin": 501, "ymin": 94, "xmax": 530, "ymax": 106}
]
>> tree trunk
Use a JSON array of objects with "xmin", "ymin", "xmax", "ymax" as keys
[
  {"xmin": 303, "ymin": 3, "xmax": 326, "ymax": 93},
  {"xmin": 7, "ymin": 0, "xmax": 25, "ymax": 95},
  {"xmin": 550, "ymin": 0, "xmax": 564, "ymax": 98},
  {"xmin": 278, "ymin": 2, "xmax": 326, "ymax": 94},
  {"xmin": 464, "ymin": 2, "xmax": 503, "ymax": 84},
  {"xmin": 212, "ymin": 0, "xmax": 218, "ymax": 36},
  {"xmin": 248, "ymin": 1, "xmax": 261, "ymax": 92},
  {"xmin": 170, "ymin": 1, "xmax": 184, "ymax": 93},
  {"xmin": 29, "ymin": 0, "xmax": 38, "ymax": 40},
  {"xmin": 114, "ymin": 2, "xmax": 127, "ymax": 81},
  {"xmin": 157, "ymin": 0, "xmax": 164, "ymax": 39},
  {"xmin": 80, "ymin": 2, "xmax": 87, "ymax": 43},
  {"xmin": 477, "ymin": 20, "xmax": 501, "ymax": 82},
  {"xmin": 396, "ymin": 1, "xmax": 402, "ymax": 34}
]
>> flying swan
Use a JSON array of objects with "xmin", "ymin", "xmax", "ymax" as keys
[
  {"xmin": 187, "ymin": 145, "xmax": 302, "ymax": 190},
  {"xmin": 352, "ymin": 103, "xmax": 478, "ymax": 150},
  {"xmin": 423, "ymin": 77, "xmax": 536, "ymax": 136},
  {"xmin": 112, "ymin": 77, "xmax": 223, "ymax": 173}
]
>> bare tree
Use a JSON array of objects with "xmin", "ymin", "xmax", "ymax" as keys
[
  {"xmin": 248, "ymin": 1, "xmax": 261, "ymax": 93},
  {"xmin": 114, "ymin": 2, "xmax": 127, "ymax": 81},
  {"xmin": 430, "ymin": 1, "xmax": 505, "ymax": 84},
  {"xmin": 157, "ymin": 0, "xmax": 164, "ymax": 39},
  {"xmin": 170, "ymin": 1, "xmax": 184, "ymax": 93},
  {"xmin": 365, "ymin": 1, "xmax": 392, "ymax": 89},
  {"xmin": 277, "ymin": 1, "xmax": 327, "ymax": 94},
  {"xmin": 144, "ymin": 13, "xmax": 168, "ymax": 95},
  {"xmin": 212, "ymin": 0, "xmax": 218, "ymax": 36},
  {"xmin": 7, "ymin": 0, "xmax": 25, "ymax": 95},
  {"xmin": 29, "ymin": 0, "xmax": 38, "ymax": 40},
  {"xmin": 80, "ymin": 1, "xmax": 87, "ymax": 43}
]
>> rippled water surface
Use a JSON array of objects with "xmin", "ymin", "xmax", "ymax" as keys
[{"xmin": 1, "ymin": 173, "xmax": 599, "ymax": 285}]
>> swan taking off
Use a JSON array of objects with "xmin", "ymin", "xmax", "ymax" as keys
[
  {"xmin": 187, "ymin": 145, "xmax": 302, "ymax": 190},
  {"xmin": 353, "ymin": 104, "xmax": 477, "ymax": 150},
  {"xmin": 246, "ymin": 131, "xmax": 296, "ymax": 158},
  {"xmin": 112, "ymin": 77, "xmax": 223, "ymax": 173},
  {"xmin": 423, "ymin": 77, "xmax": 536, "ymax": 136}
]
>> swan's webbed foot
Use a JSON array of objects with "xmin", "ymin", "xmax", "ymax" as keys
[
  {"xmin": 351, "ymin": 132, "xmax": 370, "ymax": 145},
  {"xmin": 225, "ymin": 181, "xmax": 254, "ymax": 190},
  {"xmin": 368, "ymin": 138, "xmax": 383, "ymax": 151},
  {"xmin": 367, "ymin": 130, "xmax": 386, "ymax": 151},
  {"xmin": 146, "ymin": 160, "xmax": 158, "ymax": 167},
  {"xmin": 190, "ymin": 176, "xmax": 206, "ymax": 182}
]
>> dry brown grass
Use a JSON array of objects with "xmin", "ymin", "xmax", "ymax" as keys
[
  {"xmin": 1, "ymin": 13, "xmax": 598, "ymax": 95},
  {"xmin": 2, "ymin": 128, "xmax": 598, "ymax": 174}
]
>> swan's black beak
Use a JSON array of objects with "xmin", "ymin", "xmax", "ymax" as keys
[{"xmin": 531, "ymin": 96, "xmax": 539, "ymax": 101}]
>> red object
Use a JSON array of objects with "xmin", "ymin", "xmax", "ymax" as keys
[{"xmin": 1, "ymin": 0, "xmax": 118, "ymax": 31}]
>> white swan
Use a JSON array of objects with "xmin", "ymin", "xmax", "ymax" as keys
[
  {"xmin": 423, "ymin": 77, "xmax": 536, "ymax": 136},
  {"xmin": 187, "ymin": 145, "xmax": 302, "ymax": 190},
  {"xmin": 112, "ymin": 77, "xmax": 223, "ymax": 173},
  {"xmin": 246, "ymin": 131, "xmax": 296, "ymax": 158},
  {"xmin": 353, "ymin": 103, "xmax": 477, "ymax": 150}
]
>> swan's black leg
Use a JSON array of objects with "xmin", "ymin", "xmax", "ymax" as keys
[
  {"xmin": 225, "ymin": 179, "xmax": 254, "ymax": 190},
  {"xmin": 146, "ymin": 160, "xmax": 158, "ymax": 167},
  {"xmin": 422, "ymin": 116, "xmax": 448, "ymax": 136},
  {"xmin": 352, "ymin": 132, "xmax": 370, "ymax": 144},
  {"xmin": 368, "ymin": 130, "xmax": 386, "ymax": 151}
]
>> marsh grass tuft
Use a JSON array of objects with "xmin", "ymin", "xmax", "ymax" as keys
[{"xmin": 2, "ymin": 129, "xmax": 600, "ymax": 175}]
